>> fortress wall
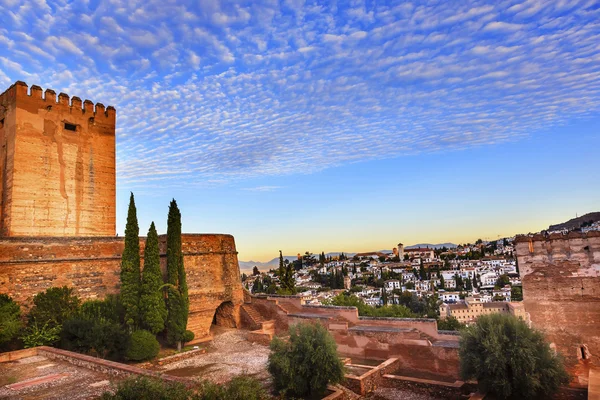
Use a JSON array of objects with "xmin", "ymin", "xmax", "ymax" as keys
[
  {"xmin": 0, "ymin": 81, "xmax": 116, "ymax": 237},
  {"xmin": 515, "ymin": 232, "xmax": 600, "ymax": 368},
  {"xmin": 0, "ymin": 233, "xmax": 243, "ymax": 342}
]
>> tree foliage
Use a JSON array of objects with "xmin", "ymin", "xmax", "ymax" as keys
[
  {"xmin": 165, "ymin": 199, "xmax": 189, "ymax": 350},
  {"xmin": 79, "ymin": 295, "xmax": 124, "ymax": 324},
  {"xmin": 0, "ymin": 294, "xmax": 22, "ymax": 349},
  {"xmin": 278, "ymin": 250, "xmax": 296, "ymax": 292},
  {"xmin": 28, "ymin": 286, "xmax": 81, "ymax": 328},
  {"xmin": 268, "ymin": 322, "xmax": 344, "ymax": 398},
  {"xmin": 140, "ymin": 222, "xmax": 167, "ymax": 334},
  {"xmin": 325, "ymin": 293, "xmax": 415, "ymax": 318},
  {"xmin": 437, "ymin": 316, "xmax": 464, "ymax": 331},
  {"xmin": 459, "ymin": 313, "xmax": 569, "ymax": 399},
  {"xmin": 21, "ymin": 322, "xmax": 62, "ymax": 348},
  {"xmin": 121, "ymin": 192, "xmax": 141, "ymax": 329}
]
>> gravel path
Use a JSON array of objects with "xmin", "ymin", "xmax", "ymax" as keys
[
  {"xmin": 367, "ymin": 387, "xmax": 448, "ymax": 400},
  {"xmin": 159, "ymin": 328, "xmax": 271, "ymax": 384}
]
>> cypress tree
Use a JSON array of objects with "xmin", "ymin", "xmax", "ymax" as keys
[
  {"xmin": 120, "ymin": 192, "xmax": 141, "ymax": 329},
  {"xmin": 165, "ymin": 199, "xmax": 189, "ymax": 350},
  {"xmin": 139, "ymin": 222, "xmax": 167, "ymax": 334},
  {"xmin": 278, "ymin": 250, "xmax": 285, "ymax": 278}
]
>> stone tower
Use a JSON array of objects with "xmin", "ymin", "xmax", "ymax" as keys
[
  {"xmin": 0, "ymin": 82, "xmax": 115, "ymax": 237},
  {"xmin": 397, "ymin": 242, "xmax": 404, "ymax": 260}
]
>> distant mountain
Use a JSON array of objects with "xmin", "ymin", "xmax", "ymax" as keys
[
  {"xmin": 548, "ymin": 212, "xmax": 600, "ymax": 231},
  {"xmin": 405, "ymin": 243, "xmax": 457, "ymax": 249},
  {"xmin": 238, "ymin": 245, "xmax": 459, "ymax": 272},
  {"xmin": 238, "ymin": 256, "xmax": 296, "ymax": 273},
  {"xmin": 239, "ymin": 252, "xmax": 359, "ymax": 273}
]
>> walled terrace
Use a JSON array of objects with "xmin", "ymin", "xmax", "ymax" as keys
[{"xmin": 241, "ymin": 293, "xmax": 462, "ymax": 381}]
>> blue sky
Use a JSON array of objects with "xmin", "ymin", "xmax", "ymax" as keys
[{"xmin": 1, "ymin": 0, "xmax": 599, "ymax": 262}]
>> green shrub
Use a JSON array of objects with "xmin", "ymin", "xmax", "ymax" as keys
[
  {"xmin": 0, "ymin": 294, "xmax": 23, "ymax": 350},
  {"xmin": 437, "ymin": 316, "xmax": 464, "ymax": 331},
  {"xmin": 183, "ymin": 330, "xmax": 195, "ymax": 344},
  {"xmin": 460, "ymin": 313, "xmax": 569, "ymax": 399},
  {"xmin": 199, "ymin": 376, "xmax": 268, "ymax": 400},
  {"xmin": 28, "ymin": 286, "xmax": 80, "ymax": 328},
  {"xmin": 268, "ymin": 322, "xmax": 344, "ymax": 398},
  {"xmin": 126, "ymin": 330, "xmax": 160, "ymax": 361},
  {"xmin": 101, "ymin": 376, "xmax": 268, "ymax": 400},
  {"xmin": 100, "ymin": 377, "xmax": 190, "ymax": 400},
  {"xmin": 324, "ymin": 293, "xmax": 415, "ymax": 318},
  {"xmin": 21, "ymin": 322, "xmax": 62, "ymax": 348},
  {"xmin": 61, "ymin": 318, "xmax": 129, "ymax": 360},
  {"xmin": 79, "ymin": 295, "xmax": 124, "ymax": 324}
]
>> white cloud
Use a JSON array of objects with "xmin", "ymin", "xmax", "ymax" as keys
[{"xmin": 0, "ymin": 0, "xmax": 598, "ymax": 188}]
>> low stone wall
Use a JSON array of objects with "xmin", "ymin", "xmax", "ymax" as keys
[
  {"xmin": 0, "ymin": 347, "xmax": 191, "ymax": 385},
  {"xmin": 344, "ymin": 358, "xmax": 400, "ymax": 395},
  {"xmin": 155, "ymin": 348, "xmax": 206, "ymax": 366}
]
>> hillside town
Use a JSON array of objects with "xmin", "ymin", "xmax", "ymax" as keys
[{"xmin": 243, "ymin": 239, "xmax": 525, "ymax": 324}]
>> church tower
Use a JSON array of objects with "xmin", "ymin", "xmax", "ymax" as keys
[{"xmin": 0, "ymin": 82, "xmax": 116, "ymax": 237}]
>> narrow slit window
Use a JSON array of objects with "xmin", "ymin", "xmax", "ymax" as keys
[
  {"xmin": 581, "ymin": 346, "xmax": 587, "ymax": 360},
  {"xmin": 64, "ymin": 122, "xmax": 77, "ymax": 131},
  {"xmin": 0, "ymin": 118, "xmax": 4, "ymax": 129}
]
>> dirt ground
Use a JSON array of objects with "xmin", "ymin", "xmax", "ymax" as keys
[{"xmin": 158, "ymin": 326, "xmax": 272, "ymax": 385}]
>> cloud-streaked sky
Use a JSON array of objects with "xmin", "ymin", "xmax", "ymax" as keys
[{"xmin": 1, "ymin": 0, "xmax": 599, "ymax": 262}]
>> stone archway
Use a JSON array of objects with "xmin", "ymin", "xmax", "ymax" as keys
[{"xmin": 212, "ymin": 301, "xmax": 238, "ymax": 328}]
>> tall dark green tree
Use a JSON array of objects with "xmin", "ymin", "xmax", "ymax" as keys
[
  {"xmin": 139, "ymin": 222, "xmax": 167, "ymax": 334},
  {"xmin": 165, "ymin": 199, "xmax": 189, "ymax": 350},
  {"xmin": 120, "ymin": 193, "xmax": 141, "ymax": 329},
  {"xmin": 279, "ymin": 250, "xmax": 295, "ymax": 293}
]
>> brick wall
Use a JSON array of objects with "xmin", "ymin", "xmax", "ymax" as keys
[{"xmin": 0, "ymin": 233, "xmax": 244, "ymax": 342}]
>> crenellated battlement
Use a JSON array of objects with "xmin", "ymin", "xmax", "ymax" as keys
[
  {"xmin": 0, "ymin": 81, "xmax": 115, "ymax": 120},
  {"xmin": 515, "ymin": 231, "xmax": 600, "ymax": 276},
  {"xmin": 1, "ymin": 80, "xmax": 116, "ymax": 238}
]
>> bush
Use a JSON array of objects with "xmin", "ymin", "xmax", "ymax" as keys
[
  {"xmin": 460, "ymin": 313, "xmax": 569, "ymax": 399},
  {"xmin": 0, "ymin": 294, "xmax": 23, "ymax": 350},
  {"xmin": 126, "ymin": 330, "xmax": 160, "ymax": 361},
  {"xmin": 61, "ymin": 318, "xmax": 129, "ymax": 360},
  {"xmin": 79, "ymin": 295, "xmax": 124, "ymax": 324},
  {"xmin": 21, "ymin": 322, "xmax": 62, "ymax": 348},
  {"xmin": 183, "ymin": 330, "xmax": 195, "ymax": 344},
  {"xmin": 437, "ymin": 316, "xmax": 464, "ymax": 331},
  {"xmin": 28, "ymin": 286, "xmax": 80, "ymax": 328},
  {"xmin": 100, "ymin": 377, "xmax": 190, "ymax": 400},
  {"xmin": 199, "ymin": 376, "xmax": 268, "ymax": 400},
  {"xmin": 101, "ymin": 376, "xmax": 268, "ymax": 400},
  {"xmin": 268, "ymin": 322, "xmax": 344, "ymax": 398}
]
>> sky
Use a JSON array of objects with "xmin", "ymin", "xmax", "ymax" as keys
[{"xmin": 1, "ymin": 0, "xmax": 599, "ymax": 262}]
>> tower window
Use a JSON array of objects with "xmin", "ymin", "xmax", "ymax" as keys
[
  {"xmin": 0, "ymin": 118, "xmax": 4, "ymax": 128},
  {"xmin": 64, "ymin": 122, "xmax": 77, "ymax": 131}
]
